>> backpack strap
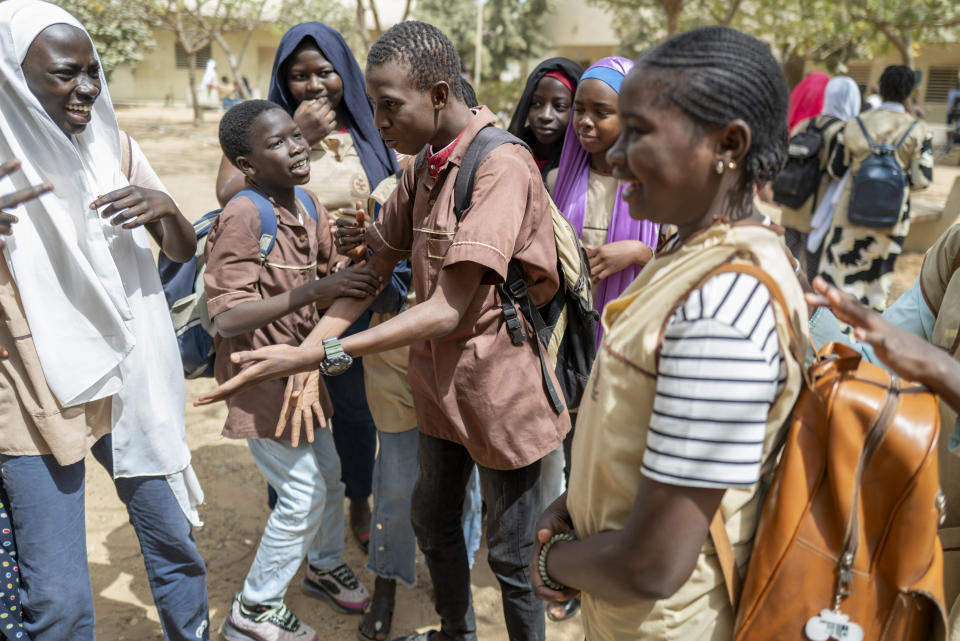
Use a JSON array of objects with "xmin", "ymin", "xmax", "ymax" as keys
[
  {"xmin": 497, "ymin": 261, "xmax": 565, "ymax": 415},
  {"xmin": 854, "ymin": 116, "xmax": 878, "ymax": 152},
  {"xmin": 710, "ymin": 510, "xmax": 742, "ymax": 610},
  {"xmin": 293, "ymin": 186, "xmax": 319, "ymax": 222},
  {"xmin": 894, "ymin": 119, "xmax": 920, "ymax": 151},
  {"xmin": 453, "ymin": 126, "xmax": 531, "ymax": 220},
  {"xmin": 235, "ymin": 187, "xmax": 278, "ymax": 263}
]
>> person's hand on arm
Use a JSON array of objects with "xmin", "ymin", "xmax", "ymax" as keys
[
  {"xmin": 807, "ymin": 276, "xmax": 960, "ymax": 413},
  {"xmin": 532, "ymin": 479, "xmax": 723, "ymax": 604},
  {"xmin": 0, "ymin": 158, "xmax": 52, "ymax": 249},
  {"xmin": 586, "ymin": 240, "xmax": 653, "ymax": 284},
  {"xmin": 91, "ymin": 185, "xmax": 196, "ymax": 262}
]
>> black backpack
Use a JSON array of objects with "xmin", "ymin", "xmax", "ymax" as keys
[
  {"xmin": 847, "ymin": 116, "xmax": 919, "ymax": 228},
  {"xmin": 772, "ymin": 117, "xmax": 839, "ymax": 210},
  {"xmin": 415, "ymin": 126, "xmax": 598, "ymax": 413}
]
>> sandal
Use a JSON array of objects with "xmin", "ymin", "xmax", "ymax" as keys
[
  {"xmin": 350, "ymin": 501, "xmax": 372, "ymax": 554},
  {"xmin": 546, "ymin": 597, "xmax": 581, "ymax": 622},
  {"xmin": 358, "ymin": 600, "xmax": 394, "ymax": 641}
]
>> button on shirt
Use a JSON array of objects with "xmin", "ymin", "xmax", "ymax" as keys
[
  {"xmin": 365, "ymin": 107, "xmax": 570, "ymax": 470},
  {"xmin": 204, "ymin": 189, "xmax": 336, "ymax": 440}
]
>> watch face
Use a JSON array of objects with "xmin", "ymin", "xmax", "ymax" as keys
[{"xmin": 324, "ymin": 353, "xmax": 353, "ymax": 376}]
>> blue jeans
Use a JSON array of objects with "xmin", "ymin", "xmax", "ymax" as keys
[
  {"xmin": 327, "ymin": 312, "xmax": 376, "ymax": 503},
  {"xmin": 411, "ymin": 433, "xmax": 544, "ymax": 641},
  {"xmin": 1, "ymin": 436, "xmax": 210, "ymax": 641},
  {"xmin": 244, "ymin": 429, "xmax": 345, "ymax": 606},
  {"xmin": 366, "ymin": 430, "xmax": 482, "ymax": 586}
]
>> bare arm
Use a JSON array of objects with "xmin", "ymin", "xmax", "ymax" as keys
[
  {"xmin": 212, "ymin": 264, "xmax": 381, "ymax": 338},
  {"xmin": 195, "ymin": 257, "xmax": 486, "ymax": 405},
  {"xmin": 808, "ymin": 276, "xmax": 960, "ymax": 412},
  {"xmin": 215, "ymin": 154, "xmax": 246, "ymax": 207},
  {"xmin": 533, "ymin": 481, "xmax": 723, "ymax": 604}
]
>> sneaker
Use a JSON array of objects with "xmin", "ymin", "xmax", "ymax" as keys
[
  {"xmin": 301, "ymin": 563, "xmax": 371, "ymax": 614},
  {"xmin": 220, "ymin": 593, "xmax": 318, "ymax": 641}
]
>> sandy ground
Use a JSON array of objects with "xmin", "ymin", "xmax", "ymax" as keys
[
  {"xmin": 88, "ymin": 105, "xmax": 585, "ymax": 641},
  {"xmin": 87, "ymin": 104, "xmax": 959, "ymax": 641}
]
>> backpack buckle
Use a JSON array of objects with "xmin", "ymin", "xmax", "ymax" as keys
[{"xmin": 502, "ymin": 305, "xmax": 527, "ymax": 345}]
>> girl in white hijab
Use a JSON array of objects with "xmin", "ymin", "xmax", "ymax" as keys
[
  {"xmin": 806, "ymin": 76, "xmax": 862, "ymax": 259},
  {"xmin": 0, "ymin": 1, "xmax": 209, "ymax": 639}
]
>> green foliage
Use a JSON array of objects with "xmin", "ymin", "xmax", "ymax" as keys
[
  {"xmin": 273, "ymin": 0, "xmax": 354, "ymax": 40},
  {"xmin": 49, "ymin": 0, "xmax": 154, "ymax": 79},
  {"xmin": 414, "ymin": 0, "xmax": 555, "ymax": 79}
]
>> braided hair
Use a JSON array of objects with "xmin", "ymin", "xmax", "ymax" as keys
[
  {"xmin": 638, "ymin": 26, "xmax": 789, "ymax": 212},
  {"xmin": 366, "ymin": 21, "xmax": 463, "ymax": 101},
  {"xmin": 879, "ymin": 65, "xmax": 915, "ymax": 103},
  {"xmin": 219, "ymin": 99, "xmax": 285, "ymax": 165}
]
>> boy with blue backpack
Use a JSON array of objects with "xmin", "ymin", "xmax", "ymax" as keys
[{"xmin": 204, "ymin": 100, "xmax": 381, "ymax": 641}]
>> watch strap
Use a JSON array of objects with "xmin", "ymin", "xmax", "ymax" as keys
[{"xmin": 322, "ymin": 337, "xmax": 344, "ymax": 359}]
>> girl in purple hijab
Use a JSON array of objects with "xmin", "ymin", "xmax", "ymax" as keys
[{"xmin": 549, "ymin": 56, "xmax": 659, "ymax": 343}]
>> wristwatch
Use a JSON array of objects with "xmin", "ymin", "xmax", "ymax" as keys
[{"xmin": 319, "ymin": 337, "xmax": 353, "ymax": 376}]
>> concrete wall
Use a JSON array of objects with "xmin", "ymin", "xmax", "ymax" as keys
[
  {"xmin": 541, "ymin": 0, "xmax": 619, "ymax": 68},
  {"xmin": 109, "ymin": 27, "xmax": 284, "ymax": 104}
]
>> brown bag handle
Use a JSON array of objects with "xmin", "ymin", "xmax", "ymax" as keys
[{"xmin": 710, "ymin": 509, "xmax": 742, "ymax": 610}]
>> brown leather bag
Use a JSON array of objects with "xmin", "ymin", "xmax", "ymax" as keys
[{"xmin": 713, "ymin": 341, "xmax": 948, "ymax": 641}]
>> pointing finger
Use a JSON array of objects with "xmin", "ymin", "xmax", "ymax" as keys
[
  {"xmin": 0, "ymin": 182, "xmax": 52, "ymax": 210},
  {"xmin": 0, "ymin": 158, "xmax": 21, "ymax": 180}
]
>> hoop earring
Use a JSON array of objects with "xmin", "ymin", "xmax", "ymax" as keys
[
  {"xmin": 715, "ymin": 160, "xmax": 725, "ymax": 175},
  {"xmin": 728, "ymin": 160, "xmax": 737, "ymax": 170}
]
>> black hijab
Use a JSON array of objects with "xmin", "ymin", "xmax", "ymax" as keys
[{"xmin": 507, "ymin": 57, "xmax": 583, "ymax": 177}]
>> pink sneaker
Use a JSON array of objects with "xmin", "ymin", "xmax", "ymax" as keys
[
  {"xmin": 220, "ymin": 593, "xmax": 318, "ymax": 641},
  {"xmin": 301, "ymin": 563, "xmax": 371, "ymax": 614}
]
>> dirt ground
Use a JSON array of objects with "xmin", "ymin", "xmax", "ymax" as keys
[
  {"xmin": 88, "ymin": 105, "xmax": 585, "ymax": 641},
  {"xmin": 87, "ymin": 104, "xmax": 957, "ymax": 641}
]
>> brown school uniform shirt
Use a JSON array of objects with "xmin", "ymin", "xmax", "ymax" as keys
[
  {"xmin": 365, "ymin": 107, "xmax": 571, "ymax": 470},
  {"xmin": 204, "ymin": 188, "xmax": 336, "ymax": 440}
]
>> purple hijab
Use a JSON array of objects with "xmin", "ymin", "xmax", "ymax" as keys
[{"xmin": 553, "ymin": 56, "xmax": 658, "ymax": 344}]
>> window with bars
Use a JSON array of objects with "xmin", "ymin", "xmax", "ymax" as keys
[
  {"xmin": 925, "ymin": 66, "xmax": 959, "ymax": 102},
  {"xmin": 174, "ymin": 43, "xmax": 212, "ymax": 70}
]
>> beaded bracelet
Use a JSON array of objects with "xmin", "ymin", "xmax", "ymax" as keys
[{"xmin": 538, "ymin": 532, "xmax": 577, "ymax": 591}]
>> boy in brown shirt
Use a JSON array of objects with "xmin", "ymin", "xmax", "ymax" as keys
[
  {"xmin": 204, "ymin": 100, "xmax": 381, "ymax": 641},
  {"xmin": 200, "ymin": 23, "xmax": 571, "ymax": 641}
]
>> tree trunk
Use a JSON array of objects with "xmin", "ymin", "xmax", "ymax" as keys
[
  {"xmin": 401, "ymin": 0, "xmax": 413, "ymax": 22},
  {"xmin": 900, "ymin": 28, "xmax": 914, "ymax": 68},
  {"xmin": 663, "ymin": 0, "xmax": 683, "ymax": 34},
  {"xmin": 368, "ymin": 0, "xmax": 382, "ymax": 35},
  {"xmin": 214, "ymin": 31, "xmax": 252, "ymax": 99},
  {"xmin": 185, "ymin": 49, "xmax": 203, "ymax": 126},
  {"xmin": 354, "ymin": 0, "xmax": 370, "ymax": 52}
]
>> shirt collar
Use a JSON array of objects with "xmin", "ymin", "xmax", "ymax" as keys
[
  {"xmin": 427, "ymin": 127, "xmax": 467, "ymax": 178},
  {"xmin": 879, "ymin": 101, "xmax": 907, "ymax": 114},
  {"xmin": 425, "ymin": 107, "xmax": 491, "ymax": 178}
]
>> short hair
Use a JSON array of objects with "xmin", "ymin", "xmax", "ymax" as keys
[
  {"xmin": 219, "ymin": 99, "xmax": 284, "ymax": 165},
  {"xmin": 366, "ymin": 21, "xmax": 462, "ymax": 99},
  {"xmin": 637, "ymin": 26, "xmax": 790, "ymax": 210},
  {"xmin": 879, "ymin": 65, "xmax": 915, "ymax": 103},
  {"xmin": 459, "ymin": 77, "xmax": 478, "ymax": 108}
]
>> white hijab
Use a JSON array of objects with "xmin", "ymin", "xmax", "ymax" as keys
[
  {"xmin": 0, "ymin": 1, "xmax": 196, "ymax": 511},
  {"xmin": 807, "ymin": 76, "xmax": 862, "ymax": 253}
]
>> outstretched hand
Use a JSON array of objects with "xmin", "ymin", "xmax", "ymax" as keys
[
  {"xmin": 276, "ymin": 370, "xmax": 327, "ymax": 447},
  {"xmin": 0, "ymin": 158, "xmax": 53, "ymax": 248},
  {"xmin": 331, "ymin": 200, "xmax": 367, "ymax": 263},
  {"xmin": 194, "ymin": 343, "xmax": 326, "ymax": 406},
  {"xmin": 91, "ymin": 185, "xmax": 178, "ymax": 229},
  {"xmin": 806, "ymin": 276, "xmax": 948, "ymax": 388}
]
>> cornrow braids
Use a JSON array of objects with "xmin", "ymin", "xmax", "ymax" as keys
[
  {"xmin": 366, "ymin": 21, "xmax": 463, "ymax": 100},
  {"xmin": 879, "ymin": 65, "xmax": 915, "ymax": 104},
  {"xmin": 638, "ymin": 26, "xmax": 789, "ymax": 213},
  {"xmin": 219, "ymin": 99, "xmax": 285, "ymax": 165}
]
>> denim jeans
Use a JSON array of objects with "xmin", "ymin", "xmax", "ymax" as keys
[
  {"xmin": 411, "ymin": 433, "xmax": 544, "ymax": 641},
  {"xmin": 1, "ymin": 436, "xmax": 210, "ymax": 641},
  {"xmin": 327, "ymin": 312, "xmax": 376, "ymax": 503},
  {"xmin": 366, "ymin": 430, "xmax": 483, "ymax": 586},
  {"xmin": 90, "ymin": 437, "xmax": 210, "ymax": 641},
  {"xmin": 244, "ymin": 428, "xmax": 345, "ymax": 606}
]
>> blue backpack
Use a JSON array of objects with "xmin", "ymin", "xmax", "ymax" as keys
[
  {"xmin": 847, "ymin": 116, "xmax": 918, "ymax": 228},
  {"xmin": 157, "ymin": 186, "xmax": 318, "ymax": 378}
]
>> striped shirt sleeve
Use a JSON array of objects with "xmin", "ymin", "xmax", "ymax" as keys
[{"xmin": 641, "ymin": 271, "xmax": 786, "ymax": 489}]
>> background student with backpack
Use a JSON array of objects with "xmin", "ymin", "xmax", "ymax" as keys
[
  {"xmin": 775, "ymin": 76, "xmax": 859, "ymax": 282},
  {"xmin": 820, "ymin": 65, "xmax": 934, "ymax": 311}
]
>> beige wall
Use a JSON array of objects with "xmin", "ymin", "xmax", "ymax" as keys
[{"xmin": 109, "ymin": 26, "xmax": 283, "ymax": 104}]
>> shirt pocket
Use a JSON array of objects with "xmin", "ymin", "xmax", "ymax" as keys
[{"xmin": 425, "ymin": 234, "xmax": 454, "ymax": 260}]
